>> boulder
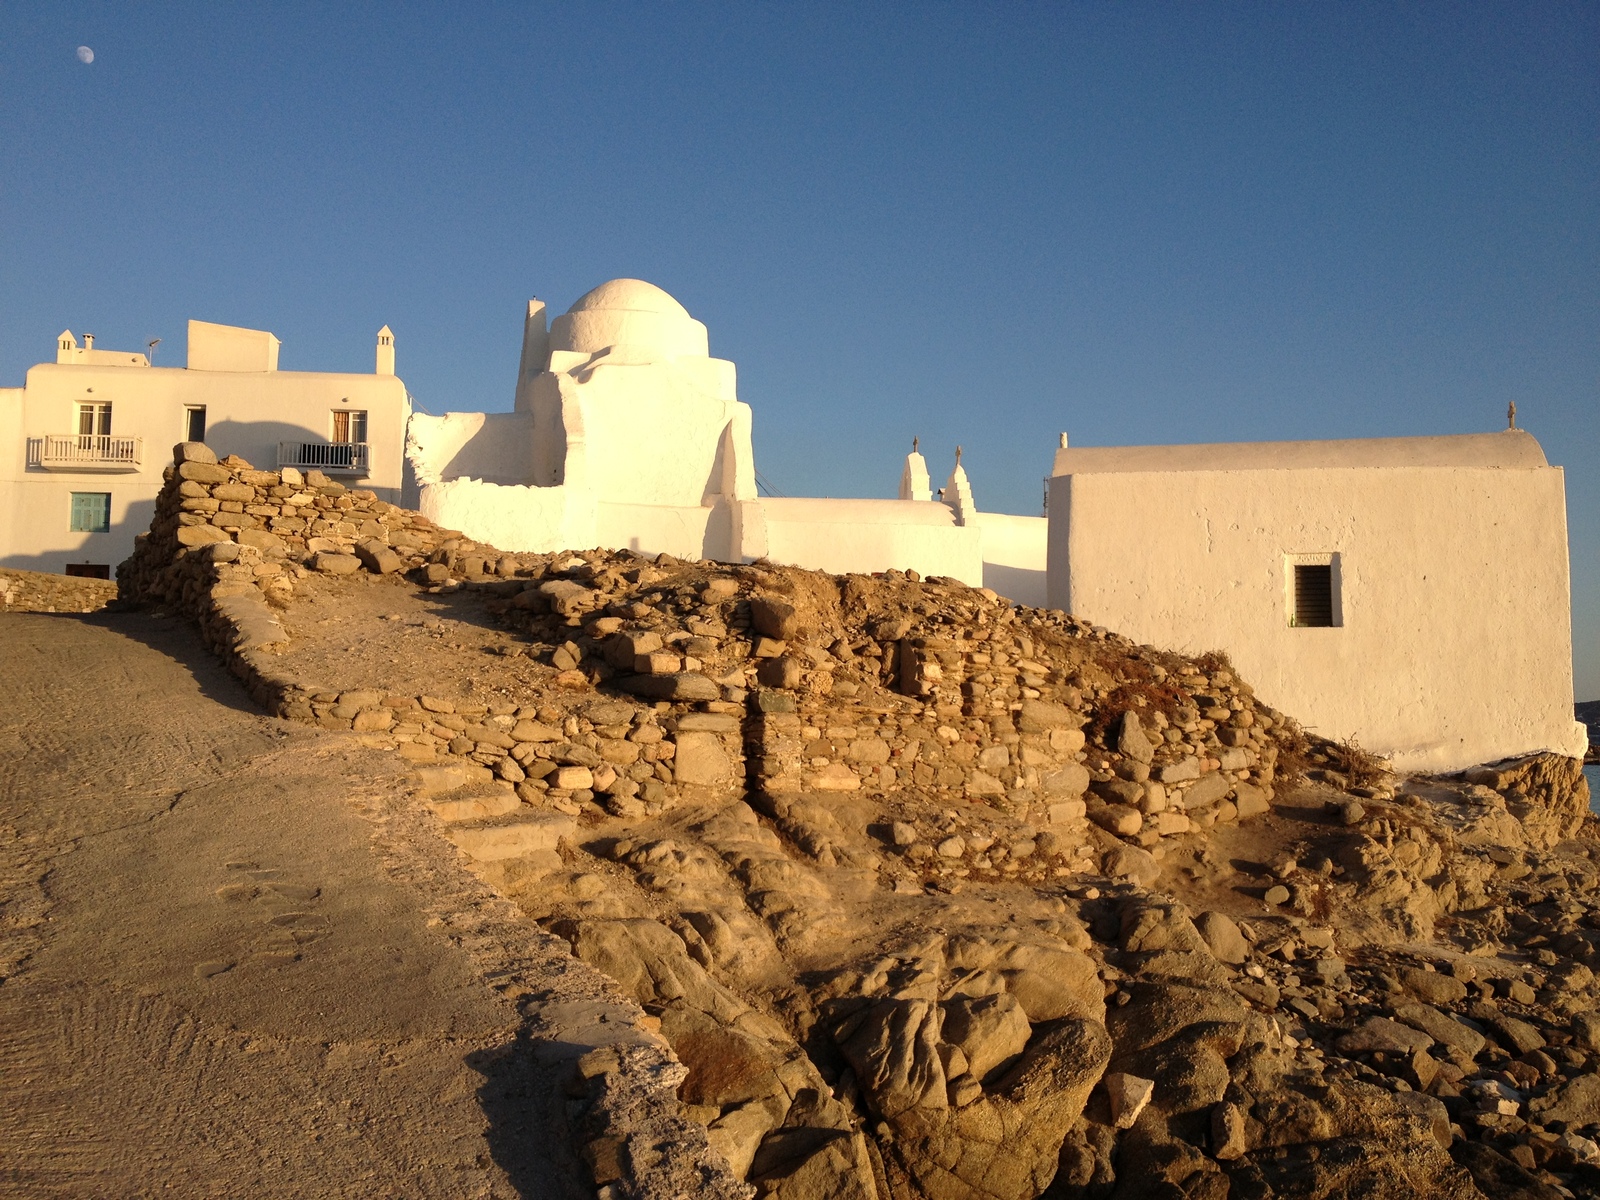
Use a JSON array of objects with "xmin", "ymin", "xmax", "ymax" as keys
[
  {"xmin": 674, "ymin": 731, "xmax": 734, "ymax": 787},
  {"xmin": 940, "ymin": 993, "xmax": 1031, "ymax": 1082},
  {"xmin": 1194, "ymin": 911, "xmax": 1250, "ymax": 965},
  {"xmin": 1116, "ymin": 711, "xmax": 1156, "ymax": 764},
  {"xmin": 309, "ymin": 551, "xmax": 361, "ymax": 575},
  {"xmin": 749, "ymin": 595, "xmax": 798, "ymax": 640}
]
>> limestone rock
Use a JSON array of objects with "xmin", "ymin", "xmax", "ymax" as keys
[
  {"xmin": 940, "ymin": 993, "xmax": 1031, "ymax": 1082},
  {"xmin": 1103, "ymin": 1072, "xmax": 1154, "ymax": 1129},
  {"xmin": 1115, "ymin": 711, "xmax": 1156, "ymax": 764},
  {"xmin": 750, "ymin": 596, "xmax": 799, "ymax": 640},
  {"xmin": 674, "ymin": 731, "xmax": 734, "ymax": 787},
  {"xmin": 1194, "ymin": 911, "xmax": 1249, "ymax": 964}
]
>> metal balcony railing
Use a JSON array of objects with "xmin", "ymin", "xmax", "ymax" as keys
[
  {"xmin": 32, "ymin": 434, "xmax": 143, "ymax": 472},
  {"xmin": 278, "ymin": 441, "xmax": 371, "ymax": 474}
]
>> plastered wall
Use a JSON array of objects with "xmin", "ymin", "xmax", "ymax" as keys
[{"xmin": 1048, "ymin": 463, "xmax": 1586, "ymax": 771}]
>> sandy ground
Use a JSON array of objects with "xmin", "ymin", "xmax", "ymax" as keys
[{"xmin": 0, "ymin": 611, "xmax": 589, "ymax": 1199}]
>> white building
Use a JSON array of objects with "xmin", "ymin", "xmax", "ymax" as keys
[
  {"xmin": 1046, "ymin": 431, "xmax": 1588, "ymax": 772},
  {"xmin": 406, "ymin": 279, "xmax": 1050, "ymax": 602},
  {"xmin": 0, "ymin": 321, "xmax": 410, "ymax": 577}
]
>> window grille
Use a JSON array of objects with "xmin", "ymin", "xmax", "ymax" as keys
[{"xmin": 1293, "ymin": 564, "xmax": 1334, "ymax": 627}]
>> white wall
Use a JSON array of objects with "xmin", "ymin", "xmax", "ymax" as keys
[
  {"xmin": 1048, "ymin": 461, "xmax": 1586, "ymax": 771},
  {"xmin": 970, "ymin": 510, "xmax": 1048, "ymax": 607},
  {"xmin": 761, "ymin": 497, "xmax": 985, "ymax": 584},
  {"xmin": 407, "ymin": 411, "xmax": 534, "ymax": 485}
]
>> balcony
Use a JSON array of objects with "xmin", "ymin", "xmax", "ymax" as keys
[
  {"xmin": 278, "ymin": 440, "xmax": 371, "ymax": 474},
  {"xmin": 31, "ymin": 434, "xmax": 144, "ymax": 472}
]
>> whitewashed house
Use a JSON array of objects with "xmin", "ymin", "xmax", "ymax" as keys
[{"xmin": 0, "ymin": 321, "xmax": 410, "ymax": 576}]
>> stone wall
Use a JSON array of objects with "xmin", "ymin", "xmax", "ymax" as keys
[{"xmin": 0, "ymin": 568, "xmax": 118, "ymax": 613}]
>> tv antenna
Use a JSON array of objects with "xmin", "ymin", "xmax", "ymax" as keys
[{"xmin": 147, "ymin": 338, "xmax": 161, "ymax": 365}]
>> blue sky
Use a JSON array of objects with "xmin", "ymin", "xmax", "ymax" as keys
[{"xmin": 2, "ymin": 3, "xmax": 1595, "ymax": 697}]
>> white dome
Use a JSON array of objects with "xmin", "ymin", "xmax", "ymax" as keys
[
  {"xmin": 550, "ymin": 277, "xmax": 709, "ymax": 360},
  {"xmin": 567, "ymin": 278, "xmax": 691, "ymax": 318}
]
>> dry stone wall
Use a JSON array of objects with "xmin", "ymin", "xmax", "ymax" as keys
[{"xmin": 0, "ymin": 568, "xmax": 118, "ymax": 613}]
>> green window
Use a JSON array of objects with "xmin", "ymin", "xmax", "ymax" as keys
[{"xmin": 69, "ymin": 492, "xmax": 111, "ymax": 533}]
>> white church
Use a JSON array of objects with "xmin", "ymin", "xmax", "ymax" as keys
[{"xmin": 408, "ymin": 277, "xmax": 1585, "ymax": 774}]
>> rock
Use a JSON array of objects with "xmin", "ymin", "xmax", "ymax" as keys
[
  {"xmin": 938, "ymin": 836, "xmax": 967, "ymax": 858},
  {"xmin": 355, "ymin": 538, "xmax": 403, "ymax": 574},
  {"xmin": 1041, "ymin": 763, "xmax": 1090, "ymax": 797},
  {"xmin": 1339, "ymin": 800, "xmax": 1367, "ymax": 825},
  {"xmin": 1232, "ymin": 782, "xmax": 1270, "ymax": 818},
  {"xmin": 1534, "ymin": 1073, "xmax": 1600, "ymax": 1128},
  {"xmin": 1571, "ymin": 1010, "xmax": 1600, "ymax": 1052},
  {"xmin": 538, "ymin": 579, "xmax": 596, "ymax": 615},
  {"xmin": 838, "ymin": 998, "xmax": 948, "ymax": 1119},
  {"xmin": 1263, "ymin": 885, "xmax": 1290, "ymax": 906},
  {"xmin": 1480, "ymin": 1010, "xmax": 1546, "ymax": 1055},
  {"xmin": 1103, "ymin": 1072, "xmax": 1154, "ymax": 1129},
  {"xmin": 1179, "ymin": 772, "xmax": 1231, "ymax": 810},
  {"xmin": 808, "ymin": 763, "xmax": 861, "ymax": 791},
  {"xmin": 1398, "ymin": 966, "xmax": 1467, "ymax": 1006},
  {"xmin": 309, "ymin": 551, "xmax": 361, "ymax": 574},
  {"xmin": 891, "ymin": 822, "xmax": 918, "ymax": 847},
  {"xmin": 756, "ymin": 656, "xmax": 802, "ymax": 689},
  {"xmin": 555, "ymin": 765, "xmax": 594, "ymax": 790},
  {"xmin": 606, "ymin": 629, "xmax": 662, "ymax": 668},
  {"xmin": 941, "ymin": 993, "xmax": 1031, "ymax": 1082},
  {"xmin": 1017, "ymin": 700, "xmax": 1080, "ymax": 734},
  {"xmin": 445, "ymin": 812, "xmax": 575, "ymax": 862},
  {"xmin": 619, "ymin": 673, "xmax": 722, "ymax": 702},
  {"xmin": 1116, "ymin": 711, "xmax": 1156, "ymax": 764},
  {"xmin": 673, "ymin": 731, "xmax": 733, "ymax": 786},
  {"xmin": 176, "ymin": 460, "xmax": 231, "ymax": 484},
  {"xmin": 1194, "ymin": 912, "xmax": 1250, "ymax": 964},
  {"xmin": 1089, "ymin": 802, "xmax": 1142, "ymax": 837},
  {"xmin": 172, "ymin": 440, "xmax": 217, "ymax": 465},
  {"xmin": 1394, "ymin": 1091, "xmax": 1453, "ymax": 1149},
  {"xmin": 749, "ymin": 596, "xmax": 798, "ymax": 640},
  {"xmin": 1103, "ymin": 844, "xmax": 1160, "ymax": 888},
  {"xmin": 175, "ymin": 524, "xmax": 231, "ymax": 547},
  {"xmin": 1211, "ymin": 1100, "xmax": 1247, "ymax": 1159},
  {"xmin": 1158, "ymin": 756, "xmax": 1202, "ymax": 784},
  {"xmin": 1335, "ymin": 1017, "xmax": 1434, "ymax": 1055}
]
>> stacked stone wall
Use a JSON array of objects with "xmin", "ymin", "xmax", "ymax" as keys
[{"xmin": 0, "ymin": 568, "xmax": 119, "ymax": 613}]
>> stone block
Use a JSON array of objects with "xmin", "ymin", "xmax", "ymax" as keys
[
  {"xmin": 177, "ymin": 461, "xmax": 232, "ymax": 484},
  {"xmin": 309, "ymin": 551, "xmax": 361, "ymax": 574},
  {"xmin": 176, "ymin": 524, "xmax": 231, "ymax": 547},
  {"xmin": 749, "ymin": 595, "xmax": 798, "ymax": 640},
  {"xmin": 356, "ymin": 538, "xmax": 403, "ymax": 574},
  {"xmin": 1018, "ymin": 700, "xmax": 1080, "ymax": 733},
  {"xmin": 1179, "ymin": 771, "xmax": 1231, "ymax": 810},
  {"xmin": 1232, "ymin": 782, "xmax": 1270, "ymax": 819},
  {"xmin": 1041, "ymin": 763, "xmax": 1090, "ymax": 797},
  {"xmin": 173, "ymin": 440, "xmax": 217, "ymax": 465},
  {"xmin": 446, "ymin": 812, "xmax": 576, "ymax": 862},
  {"xmin": 1159, "ymin": 756, "xmax": 1202, "ymax": 784},
  {"xmin": 673, "ymin": 731, "xmax": 734, "ymax": 786}
]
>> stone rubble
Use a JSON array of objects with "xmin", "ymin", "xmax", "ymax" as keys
[{"xmin": 115, "ymin": 444, "xmax": 1600, "ymax": 1200}]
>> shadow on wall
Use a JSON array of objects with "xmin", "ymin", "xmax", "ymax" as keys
[
  {"xmin": 205, "ymin": 418, "xmax": 375, "ymax": 482},
  {"xmin": 982, "ymin": 563, "xmax": 1048, "ymax": 609},
  {"xmin": 1, "ymin": 497, "xmax": 158, "ymax": 574}
]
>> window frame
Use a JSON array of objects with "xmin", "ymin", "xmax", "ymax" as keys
[
  {"xmin": 184, "ymin": 405, "xmax": 207, "ymax": 443},
  {"xmin": 69, "ymin": 491, "xmax": 112, "ymax": 533},
  {"xmin": 330, "ymin": 409, "xmax": 368, "ymax": 445},
  {"xmin": 1285, "ymin": 551, "xmax": 1343, "ymax": 628}
]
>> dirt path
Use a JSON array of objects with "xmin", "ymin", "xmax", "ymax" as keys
[{"xmin": 0, "ymin": 611, "xmax": 589, "ymax": 1199}]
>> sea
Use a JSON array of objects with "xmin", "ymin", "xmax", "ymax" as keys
[{"xmin": 1588, "ymin": 763, "xmax": 1600, "ymax": 816}]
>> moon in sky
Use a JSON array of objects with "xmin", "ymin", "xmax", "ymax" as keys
[{"xmin": 76, "ymin": 46, "xmax": 94, "ymax": 64}]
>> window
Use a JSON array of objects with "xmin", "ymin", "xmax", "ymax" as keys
[
  {"xmin": 76, "ymin": 401, "xmax": 112, "ymax": 440},
  {"xmin": 185, "ymin": 406, "xmax": 207, "ymax": 442},
  {"xmin": 69, "ymin": 492, "xmax": 111, "ymax": 533},
  {"xmin": 331, "ymin": 409, "xmax": 367, "ymax": 444},
  {"xmin": 65, "ymin": 563, "xmax": 110, "ymax": 579},
  {"xmin": 1287, "ymin": 553, "xmax": 1341, "ymax": 627}
]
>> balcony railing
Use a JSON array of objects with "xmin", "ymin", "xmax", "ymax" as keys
[
  {"xmin": 31, "ymin": 434, "xmax": 143, "ymax": 472},
  {"xmin": 278, "ymin": 441, "xmax": 371, "ymax": 474}
]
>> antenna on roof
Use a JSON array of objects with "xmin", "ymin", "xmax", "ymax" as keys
[
  {"xmin": 147, "ymin": 338, "xmax": 160, "ymax": 365},
  {"xmin": 1507, "ymin": 401, "xmax": 1517, "ymax": 430}
]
